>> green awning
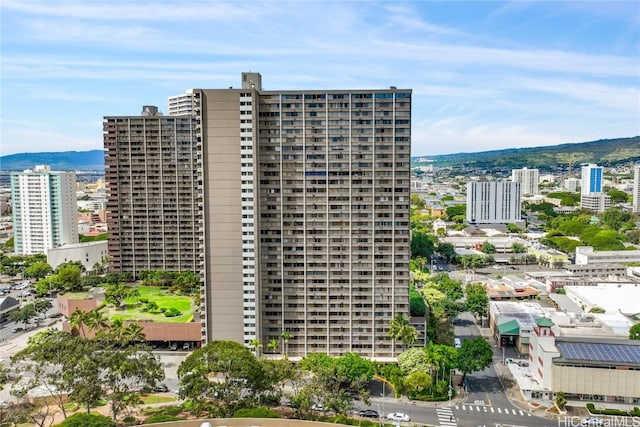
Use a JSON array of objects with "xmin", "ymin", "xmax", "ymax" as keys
[
  {"xmin": 498, "ymin": 319, "xmax": 520, "ymax": 335},
  {"xmin": 520, "ymin": 337, "xmax": 529, "ymax": 344}
]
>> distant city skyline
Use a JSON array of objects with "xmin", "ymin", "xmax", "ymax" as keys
[{"xmin": 1, "ymin": 1, "xmax": 639, "ymax": 157}]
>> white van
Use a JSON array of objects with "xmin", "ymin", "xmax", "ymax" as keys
[{"xmin": 454, "ymin": 337, "xmax": 462, "ymax": 348}]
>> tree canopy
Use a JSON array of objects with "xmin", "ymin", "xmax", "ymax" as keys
[{"xmin": 456, "ymin": 337, "xmax": 493, "ymax": 384}]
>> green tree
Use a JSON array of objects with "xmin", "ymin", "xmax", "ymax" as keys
[
  {"xmin": 34, "ymin": 275, "xmax": 60, "ymax": 296},
  {"xmin": 388, "ymin": 313, "xmax": 418, "ymax": 347},
  {"xmin": 511, "ymin": 243, "xmax": 527, "ymax": 253},
  {"xmin": 410, "ymin": 284, "xmax": 427, "ymax": 317},
  {"xmin": 69, "ymin": 308, "xmax": 91, "ymax": 338},
  {"xmin": 397, "ymin": 347, "xmax": 430, "ymax": 374},
  {"xmin": 607, "ymin": 188, "xmax": 630, "ymax": 203},
  {"xmin": 172, "ymin": 271, "xmax": 200, "ymax": 294},
  {"xmin": 506, "ymin": 223, "xmax": 524, "ymax": 233},
  {"xmin": 23, "ymin": 262, "xmax": 52, "ymax": 280},
  {"xmin": 601, "ymin": 207, "xmax": 631, "ymax": 232},
  {"xmin": 56, "ymin": 263, "xmax": 82, "ymax": 291},
  {"xmin": 281, "ymin": 330, "xmax": 294, "ymax": 357},
  {"xmin": 411, "ymin": 231, "xmax": 437, "ymax": 259},
  {"xmin": 465, "ymin": 284, "xmax": 489, "ymax": 322},
  {"xmin": 98, "ymin": 344, "xmax": 164, "ymax": 420},
  {"xmin": 555, "ymin": 391, "xmax": 567, "ymax": 410},
  {"xmin": 404, "ymin": 371, "xmax": 433, "ymax": 395},
  {"xmin": 437, "ymin": 242, "xmax": 456, "ymax": 262},
  {"xmin": 177, "ymin": 340, "xmax": 264, "ymax": 417},
  {"xmin": 12, "ymin": 329, "xmax": 78, "ymax": 419},
  {"xmin": 32, "ymin": 298, "xmax": 53, "ymax": 317},
  {"xmin": 10, "ymin": 304, "xmax": 37, "ymax": 329},
  {"xmin": 105, "ymin": 283, "xmax": 132, "ymax": 308},
  {"xmin": 629, "ymin": 323, "xmax": 640, "ymax": 340},
  {"xmin": 58, "ymin": 413, "xmax": 115, "ymax": 427},
  {"xmin": 446, "ymin": 205, "xmax": 466, "ymax": 221},
  {"xmin": 267, "ymin": 338, "xmax": 279, "ymax": 354},
  {"xmin": 249, "ymin": 338, "xmax": 262, "ymax": 358},
  {"xmin": 479, "ymin": 242, "xmax": 496, "ymax": 254},
  {"xmin": 456, "ymin": 337, "xmax": 493, "ymax": 385}
]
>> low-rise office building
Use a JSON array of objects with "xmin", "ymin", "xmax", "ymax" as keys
[
  {"xmin": 47, "ymin": 241, "xmax": 108, "ymax": 272},
  {"xmin": 575, "ymin": 246, "xmax": 640, "ymax": 265},
  {"xmin": 525, "ymin": 318, "xmax": 640, "ymax": 405}
]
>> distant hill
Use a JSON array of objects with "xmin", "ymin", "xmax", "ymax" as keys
[
  {"xmin": 413, "ymin": 136, "xmax": 640, "ymax": 169},
  {"xmin": 0, "ymin": 150, "xmax": 104, "ymax": 171},
  {"xmin": 1, "ymin": 136, "xmax": 638, "ymax": 173}
]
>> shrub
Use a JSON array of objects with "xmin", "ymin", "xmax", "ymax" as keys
[
  {"xmin": 122, "ymin": 416, "xmax": 139, "ymax": 426},
  {"xmin": 58, "ymin": 413, "xmax": 116, "ymax": 427},
  {"xmin": 164, "ymin": 307, "xmax": 182, "ymax": 317},
  {"xmin": 143, "ymin": 414, "xmax": 183, "ymax": 424},
  {"xmin": 159, "ymin": 406, "xmax": 184, "ymax": 416},
  {"xmin": 233, "ymin": 407, "xmax": 280, "ymax": 418}
]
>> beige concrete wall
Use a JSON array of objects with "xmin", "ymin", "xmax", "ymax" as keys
[
  {"xmin": 144, "ymin": 419, "xmax": 343, "ymax": 427},
  {"xmin": 200, "ymin": 90, "xmax": 244, "ymax": 342},
  {"xmin": 553, "ymin": 365, "xmax": 640, "ymax": 398}
]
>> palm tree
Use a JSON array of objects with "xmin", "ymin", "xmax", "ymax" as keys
[
  {"xmin": 267, "ymin": 338, "xmax": 279, "ymax": 354},
  {"xmin": 123, "ymin": 323, "xmax": 145, "ymax": 344},
  {"xmin": 388, "ymin": 313, "xmax": 418, "ymax": 347},
  {"xmin": 281, "ymin": 331, "xmax": 294, "ymax": 357},
  {"xmin": 249, "ymin": 338, "xmax": 262, "ymax": 358},
  {"xmin": 85, "ymin": 309, "xmax": 109, "ymax": 334},
  {"xmin": 69, "ymin": 308, "xmax": 90, "ymax": 338}
]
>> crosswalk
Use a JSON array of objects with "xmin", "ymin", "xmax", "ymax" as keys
[
  {"xmin": 454, "ymin": 405, "xmax": 531, "ymax": 417},
  {"xmin": 436, "ymin": 407, "xmax": 457, "ymax": 427}
]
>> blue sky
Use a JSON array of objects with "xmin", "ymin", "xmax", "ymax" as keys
[{"xmin": 1, "ymin": 1, "xmax": 639, "ymax": 157}]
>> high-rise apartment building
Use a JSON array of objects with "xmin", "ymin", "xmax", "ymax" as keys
[
  {"xmin": 466, "ymin": 181, "xmax": 521, "ymax": 224},
  {"xmin": 511, "ymin": 167, "xmax": 539, "ymax": 196},
  {"xmin": 580, "ymin": 164, "xmax": 608, "ymax": 212},
  {"xmin": 633, "ymin": 164, "xmax": 640, "ymax": 213},
  {"xmin": 167, "ymin": 91, "xmax": 196, "ymax": 116},
  {"xmin": 581, "ymin": 164, "xmax": 603, "ymax": 196},
  {"xmin": 103, "ymin": 106, "xmax": 201, "ymax": 275},
  {"xmin": 105, "ymin": 73, "xmax": 411, "ymax": 358},
  {"xmin": 11, "ymin": 165, "xmax": 78, "ymax": 255}
]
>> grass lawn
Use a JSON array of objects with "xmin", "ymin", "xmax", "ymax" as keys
[
  {"xmin": 140, "ymin": 394, "xmax": 177, "ymax": 404},
  {"xmin": 107, "ymin": 286, "xmax": 194, "ymax": 323}
]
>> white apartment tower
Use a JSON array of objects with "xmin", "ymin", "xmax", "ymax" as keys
[
  {"xmin": 11, "ymin": 165, "xmax": 78, "ymax": 255},
  {"xmin": 466, "ymin": 181, "xmax": 521, "ymax": 224},
  {"xmin": 580, "ymin": 164, "xmax": 610, "ymax": 212},
  {"xmin": 167, "ymin": 90, "xmax": 196, "ymax": 116},
  {"xmin": 511, "ymin": 167, "xmax": 539, "ymax": 196},
  {"xmin": 105, "ymin": 72, "xmax": 411, "ymax": 358},
  {"xmin": 580, "ymin": 164, "xmax": 603, "ymax": 196},
  {"xmin": 633, "ymin": 164, "xmax": 640, "ymax": 213}
]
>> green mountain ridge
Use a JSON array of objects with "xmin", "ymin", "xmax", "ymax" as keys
[
  {"xmin": 413, "ymin": 136, "xmax": 640, "ymax": 169},
  {"xmin": 0, "ymin": 150, "xmax": 104, "ymax": 171}
]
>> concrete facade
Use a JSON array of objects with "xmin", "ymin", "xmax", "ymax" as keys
[
  {"xmin": 47, "ymin": 241, "xmax": 108, "ymax": 272},
  {"xmin": 575, "ymin": 246, "xmax": 640, "ymax": 265},
  {"xmin": 11, "ymin": 165, "xmax": 78, "ymax": 255},
  {"xmin": 104, "ymin": 73, "xmax": 411, "ymax": 358},
  {"xmin": 511, "ymin": 167, "xmax": 539, "ymax": 196},
  {"xmin": 466, "ymin": 181, "xmax": 521, "ymax": 224}
]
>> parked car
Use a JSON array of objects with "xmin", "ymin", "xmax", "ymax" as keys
[
  {"xmin": 182, "ymin": 342, "xmax": 190, "ymax": 350},
  {"xmin": 387, "ymin": 412, "xmax": 410, "ymax": 422},
  {"xmin": 581, "ymin": 419, "xmax": 603, "ymax": 426},
  {"xmin": 311, "ymin": 403, "xmax": 325, "ymax": 411},
  {"xmin": 153, "ymin": 383, "xmax": 169, "ymax": 392},
  {"xmin": 170, "ymin": 343, "xmax": 178, "ymax": 351},
  {"xmin": 358, "ymin": 409, "xmax": 379, "ymax": 418},
  {"xmin": 11, "ymin": 327, "xmax": 23, "ymax": 333}
]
